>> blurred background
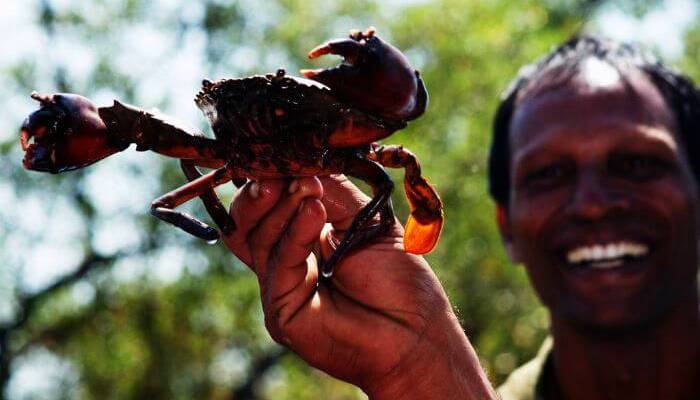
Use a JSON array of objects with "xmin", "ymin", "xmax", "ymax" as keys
[{"xmin": 0, "ymin": 0, "xmax": 698, "ymax": 398}]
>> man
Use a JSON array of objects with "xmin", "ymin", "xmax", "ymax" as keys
[{"xmin": 221, "ymin": 35, "xmax": 700, "ymax": 399}]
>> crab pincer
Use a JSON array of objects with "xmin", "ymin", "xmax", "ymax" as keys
[
  {"xmin": 303, "ymin": 28, "xmax": 442, "ymax": 257},
  {"xmin": 21, "ymin": 90, "xmax": 234, "ymax": 241},
  {"xmin": 370, "ymin": 144, "xmax": 443, "ymax": 255},
  {"xmin": 21, "ymin": 92, "xmax": 127, "ymax": 173},
  {"xmin": 301, "ymin": 27, "xmax": 428, "ymax": 122}
]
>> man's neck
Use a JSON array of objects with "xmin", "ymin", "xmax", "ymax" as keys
[{"xmin": 550, "ymin": 291, "xmax": 700, "ymax": 400}]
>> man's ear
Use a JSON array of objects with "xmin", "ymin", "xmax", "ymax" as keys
[{"xmin": 496, "ymin": 204, "xmax": 521, "ymax": 264}]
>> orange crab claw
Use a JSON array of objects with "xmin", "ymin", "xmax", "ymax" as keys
[
  {"xmin": 404, "ymin": 213, "xmax": 443, "ymax": 254},
  {"xmin": 369, "ymin": 144, "xmax": 444, "ymax": 255},
  {"xmin": 402, "ymin": 180, "xmax": 444, "ymax": 254},
  {"xmin": 21, "ymin": 92, "xmax": 126, "ymax": 173},
  {"xmin": 301, "ymin": 27, "xmax": 427, "ymax": 122}
]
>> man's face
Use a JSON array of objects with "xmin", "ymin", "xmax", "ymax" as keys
[{"xmin": 503, "ymin": 60, "xmax": 699, "ymax": 331}]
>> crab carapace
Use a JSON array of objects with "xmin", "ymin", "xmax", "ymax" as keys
[{"xmin": 20, "ymin": 28, "xmax": 443, "ymax": 277}]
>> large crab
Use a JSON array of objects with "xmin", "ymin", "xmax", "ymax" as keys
[{"xmin": 20, "ymin": 28, "xmax": 443, "ymax": 277}]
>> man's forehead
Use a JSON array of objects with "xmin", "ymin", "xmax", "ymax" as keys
[
  {"xmin": 516, "ymin": 57, "xmax": 625, "ymax": 101},
  {"xmin": 510, "ymin": 62, "xmax": 678, "ymax": 146}
]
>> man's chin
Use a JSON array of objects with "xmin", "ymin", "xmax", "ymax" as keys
[{"xmin": 552, "ymin": 288, "xmax": 686, "ymax": 337}]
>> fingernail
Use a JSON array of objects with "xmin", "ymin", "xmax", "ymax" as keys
[
  {"xmin": 288, "ymin": 179, "xmax": 299, "ymax": 194},
  {"xmin": 249, "ymin": 181, "xmax": 259, "ymax": 199}
]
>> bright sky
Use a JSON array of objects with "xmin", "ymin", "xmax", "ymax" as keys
[
  {"xmin": 0, "ymin": 0, "xmax": 698, "ymax": 398},
  {"xmin": 595, "ymin": 0, "xmax": 698, "ymax": 59}
]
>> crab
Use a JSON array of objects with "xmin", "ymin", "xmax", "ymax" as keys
[{"xmin": 20, "ymin": 28, "xmax": 443, "ymax": 277}]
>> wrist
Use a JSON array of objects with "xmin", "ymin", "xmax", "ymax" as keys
[{"xmin": 365, "ymin": 312, "xmax": 497, "ymax": 400}]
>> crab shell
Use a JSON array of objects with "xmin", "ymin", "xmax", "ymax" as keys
[{"xmin": 194, "ymin": 70, "xmax": 407, "ymax": 179}]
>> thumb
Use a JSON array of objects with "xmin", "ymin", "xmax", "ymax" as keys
[{"xmin": 318, "ymin": 174, "xmax": 371, "ymax": 232}]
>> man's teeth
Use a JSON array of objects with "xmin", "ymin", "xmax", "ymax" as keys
[{"xmin": 566, "ymin": 242, "xmax": 649, "ymax": 267}]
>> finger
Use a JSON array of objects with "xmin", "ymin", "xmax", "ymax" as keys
[
  {"xmin": 317, "ymin": 175, "xmax": 405, "ymax": 263},
  {"xmin": 315, "ymin": 174, "xmax": 371, "ymax": 262},
  {"xmin": 272, "ymin": 197, "xmax": 327, "ymax": 271},
  {"xmin": 225, "ymin": 179, "xmax": 287, "ymax": 266},
  {"xmin": 262, "ymin": 197, "xmax": 326, "ymax": 337},
  {"xmin": 318, "ymin": 175, "xmax": 371, "ymax": 231},
  {"xmin": 249, "ymin": 177, "xmax": 323, "ymax": 276}
]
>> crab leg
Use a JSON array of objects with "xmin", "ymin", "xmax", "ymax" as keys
[
  {"xmin": 370, "ymin": 144, "xmax": 443, "ymax": 254},
  {"xmin": 150, "ymin": 166, "xmax": 234, "ymax": 241},
  {"xmin": 321, "ymin": 157, "xmax": 395, "ymax": 278},
  {"xmin": 21, "ymin": 93, "xmax": 227, "ymax": 173},
  {"xmin": 98, "ymin": 100, "xmax": 227, "ymax": 161},
  {"xmin": 179, "ymin": 160, "xmax": 245, "ymax": 236},
  {"xmin": 184, "ymin": 158, "xmax": 227, "ymax": 169}
]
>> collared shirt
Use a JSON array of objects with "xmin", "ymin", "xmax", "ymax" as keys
[{"xmin": 497, "ymin": 337, "xmax": 555, "ymax": 400}]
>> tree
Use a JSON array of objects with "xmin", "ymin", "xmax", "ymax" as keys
[{"xmin": 1, "ymin": 0, "xmax": 696, "ymax": 398}]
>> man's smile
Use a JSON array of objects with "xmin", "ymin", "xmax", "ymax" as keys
[
  {"xmin": 565, "ymin": 241, "xmax": 649, "ymax": 269},
  {"xmin": 550, "ymin": 225, "xmax": 660, "ymax": 283}
]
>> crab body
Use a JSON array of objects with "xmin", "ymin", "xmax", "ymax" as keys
[
  {"xmin": 20, "ymin": 28, "xmax": 443, "ymax": 277},
  {"xmin": 196, "ymin": 71, "xmax": 403, "ymax": 179}
]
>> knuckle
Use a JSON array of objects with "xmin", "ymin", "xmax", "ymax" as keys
[
  {"xmin": 270, "ymin": 219, "xmax": 288, "ymax": 235},
  {"xmin": 263, "ymin": 309, "xmax": 285, "ymax": 343},
  {"xmin": 264, "ymin": 319, "xmax": 281, "ymax": 343},
  {"xmin": 228, "ymin": 233, "xmax": 247, "ymax": 249}
]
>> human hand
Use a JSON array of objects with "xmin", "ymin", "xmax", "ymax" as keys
[{"xmin": 223, "ymin": 175, "xmax": 496, "ymax": 399}]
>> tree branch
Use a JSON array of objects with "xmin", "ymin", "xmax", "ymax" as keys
[{"xmin": 0, "ymin": 252, "xmax": 115, "ymax": 400}]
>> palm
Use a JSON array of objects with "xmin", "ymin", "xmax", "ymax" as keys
[{"xmin": 290, "ymin": 224, "xmax": 442, "ymax": 385}]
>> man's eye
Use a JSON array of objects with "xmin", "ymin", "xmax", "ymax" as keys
[
  {"xmin": 610, "ymin": 155, "xmax": 669, "ymax": 180},
  {"xmin": 524, "ymin": 164, "xmax": 569, "ymax": 187}
]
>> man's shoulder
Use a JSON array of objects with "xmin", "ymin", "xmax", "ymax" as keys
[{"xmin": 497, "ymin": 337, "xmax": 553, "ymax": 400}]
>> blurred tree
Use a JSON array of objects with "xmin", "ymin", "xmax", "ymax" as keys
[
  {"xmin": 0, "ymin": 0, "xmax": 697, "ymax": 399},
  {"xmin": 682, "ymin": 25, "xmax": 700, "ymax": 82}
]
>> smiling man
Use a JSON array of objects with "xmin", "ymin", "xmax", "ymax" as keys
[
  {"xmin": 222, "ymin": 35, "xmax": 700, "ymax": 399},
  {"xmin": 490, "ymin": 36, "xmax": 700, "ymax": 399}
]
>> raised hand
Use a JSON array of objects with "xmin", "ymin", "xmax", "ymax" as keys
[{"xmin": 221, "ymin": 175, "xmax": 496, "ymax": 399}]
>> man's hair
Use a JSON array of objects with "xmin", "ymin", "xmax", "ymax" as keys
[{"xmin": 488, "ymin": 34, "xmax": 700, "ymax": 206}]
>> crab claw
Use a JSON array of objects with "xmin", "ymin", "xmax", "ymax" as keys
[
  {"xmin": 20, "ymin": 92, "xmax": 126, "ymax": 173},
  {"xmin": 403, "ymin": 181, "xmax": 443, "ymax": 255},
  {"xmin": 301, "ymin": 27, "xmax": 428, "ymax": 122}
]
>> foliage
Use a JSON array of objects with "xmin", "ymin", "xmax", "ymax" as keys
[
  {"xmin": 682, "ymin": 25, "xmax": 700, "ymax": 82},
  {"xmin": 0, "ymin": 0, "xmax": 697, "ymax": 399}
]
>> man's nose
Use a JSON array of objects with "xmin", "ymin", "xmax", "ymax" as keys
[{"xmin": 565, "ymin": 171, "xmax": 628, "ymax": 220}]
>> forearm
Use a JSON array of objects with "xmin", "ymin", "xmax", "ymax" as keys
[{"xmin": 366, "ymin": 312, "xmax": 498, "ymax": 400}]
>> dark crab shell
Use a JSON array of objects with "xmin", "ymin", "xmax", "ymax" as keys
[{"xmin": 194, "ymin": 71, "xmax": 406, "ymax": 178}]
